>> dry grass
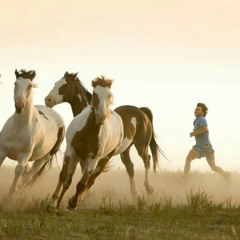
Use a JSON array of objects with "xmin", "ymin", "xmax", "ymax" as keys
[
  {"xmin": 1, "ymin": 166, "xmax": 240, "ymax": 239},
  {"xmin": 0, "ymin": 165, "xmax": 238, "ymax": 210}
]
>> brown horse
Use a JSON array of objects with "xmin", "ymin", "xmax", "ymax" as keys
[{"xmin": 45, "ymin": 72, "xmax": 166, "ymax": 203}]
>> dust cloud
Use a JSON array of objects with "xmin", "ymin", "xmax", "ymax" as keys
[{"xmin": 0, "ymin": 164, "xmax": 239, "ymax": 211}]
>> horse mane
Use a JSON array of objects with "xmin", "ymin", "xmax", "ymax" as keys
[
  {"xmin": 92, "ymin": 76, "xmax": 113, "ymax": 88},
  {"xmin": 16, "ymin": 69, "xmax": 36, "ymax": 81},
  {"xmin": 92, "ymin": 76, "xmax": 114, "ymax": 105},
  {"xmin": 65, "ymin": 72, "xmax": 92, "ymax": 98},
  {"xmin": 75, "ymin": 76, "xmax": 92, "ymax": 97}
]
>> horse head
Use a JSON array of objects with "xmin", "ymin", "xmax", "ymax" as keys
[
  {"xmin": 14, "ymin": 69, "xmax": 36, "ymax": 114},
  {"xmin": 45, "ymin": 72, "xmax": 91, "ymax": 113},
  {"xmin": 91, "ymin": 76, "xmax": 113, "ymax": 125}
]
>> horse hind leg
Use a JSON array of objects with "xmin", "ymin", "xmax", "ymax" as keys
[
  {"xmin": 135, "ymin": 145, "xmax": 154, "ymax": 195},
  {"xmin": 120, "ymin": 148, "xmax": 138, "ymax": 201},
  {"xmin": 19, "ymin": 154, "xmax": 51, "ymax": 190},
  {"xmin": 144, "ymin": 154, "xmax": 154, "ymax": 195}
]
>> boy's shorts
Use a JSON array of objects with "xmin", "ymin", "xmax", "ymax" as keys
[{"xmin": 193, "ymin": 145, "xmax": 215, "ymax": 159}]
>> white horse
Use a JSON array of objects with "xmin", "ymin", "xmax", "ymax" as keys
[
  {"xmin": 49, "ymin": 76, "xmax": 123, "ymax": 210},
  {"xmin": 0, "ymin": 69, "xmax": 65, "ymax": 196}
]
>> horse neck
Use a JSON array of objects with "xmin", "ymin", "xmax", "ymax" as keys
[
  {"xmin": 70, "ymin": 86, "xmax": 92, "ymax": 117},
  {"xmin": 89, "ymin": 108, "xmax": 102, "ymax": 130},
  {"xmin": 14, "ymin": 99, "xmax": 35, "ymax": 124}
]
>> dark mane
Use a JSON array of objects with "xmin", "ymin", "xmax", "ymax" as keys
[
  {"xmin": 65, "ymin": 72, "xmax": 90, "ymax": 93},
  {"xmin": 75, "ymin": 76, "xmax": 92, "ymax": 97},
  {"xmin": 15, "ymin": 69, "xmax": 36, "ymax": 81},
  {"xmin": 64, "ymin": 72, "xmax": 92, "ymax": 102}
]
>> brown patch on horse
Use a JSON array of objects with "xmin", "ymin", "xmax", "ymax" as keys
[
  {"xmin": 114, "ymin": 105, "xmax": 148, "ymax": 141},
  {"xmin": 71, "ymin": 111, "xmax": 101, "ymax": 160},
  {"xmin": 92, "ymin": 76, "xmax": 113, "ymax": 88}
]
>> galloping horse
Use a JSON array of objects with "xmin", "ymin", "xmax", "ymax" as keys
[
  {"xmin": 0, "ymin": 69, "xmax": 65, "ymax": 195},
  {"xmin": 45, "ymin": 72, "xmax": 165, "ymax": 204},
  {"xmin": 49, "ymin": 76, "xmax": 123, "ymax": 210}
]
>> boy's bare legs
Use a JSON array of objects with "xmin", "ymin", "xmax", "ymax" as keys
[
  {"xmin": 206, "ymin": 155, "xmax": 231, "ymax": 179},
  {"xmin": 183, "ymin": 148, "xmax": 199, "ymax": 176}
]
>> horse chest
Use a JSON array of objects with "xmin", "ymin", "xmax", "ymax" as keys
[{"xmin": 71, "ymin": 130, "xmax": 100, "ymax": 160}]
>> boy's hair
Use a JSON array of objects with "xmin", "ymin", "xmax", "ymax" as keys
[{"xmin": 197, "ymin": 103, "xmax": 208, "ymax": 117}]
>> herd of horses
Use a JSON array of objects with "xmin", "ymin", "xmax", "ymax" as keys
[{"xmin": 0, "ymin": 69, "xmax": 166, "ymax": 212}]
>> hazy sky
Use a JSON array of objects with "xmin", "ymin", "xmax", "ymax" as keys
[{"xmin": 1, "ymin": 0, "xmax": 240, "ymax": 172}]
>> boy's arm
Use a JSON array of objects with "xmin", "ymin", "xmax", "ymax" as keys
[{"xmin": 190, "ymin": 126, "xmax": 208, "ymax": 137}]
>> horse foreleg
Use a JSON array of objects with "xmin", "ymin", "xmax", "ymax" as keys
[
  {"xmin": 68, "ymin": 158, "xmax": 98, "ymax": 210},
  {"xmin": 120, "ymin": 149, "xmax": 138, "ymax": 201},
  {"xmin": 48, "ymin": 156, "xmax": 70, "ymax": 209},
  {"xmin": 56, "ymin": 155, "xmax": 78, "ymax": 210},
  {"xmin": 87, "ymin": 156, "xmax": 111, "ymax": 190},
  {"xmin": 9, "ymin": 154, "xmax": 31, "ymax": 195},
  {"xmin": 79, "ymin": 160, "xmax": 86, "ymax": 173}
]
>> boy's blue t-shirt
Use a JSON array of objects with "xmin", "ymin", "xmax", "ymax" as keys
[{"xmin": 193, "ymin": 116, "xmax": 211, "ymax": 147}]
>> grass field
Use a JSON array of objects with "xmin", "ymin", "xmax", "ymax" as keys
[{"xmin": 0, "ymin": 165, "xmax": 240, "ymax": 239}]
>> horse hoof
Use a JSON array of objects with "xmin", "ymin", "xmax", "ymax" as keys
[
  {"xmin": 46, "ymin": 204, "xmax": 57, "ymax": 213},
  {"xmin": 5, "ymin": 193, "xmax": 14, "ymax": 201},
  {"xmin": 146, "ymin": 186, "xmax": 154, "ymax": 195},
  {"xmin": 67, "ymin": 205, "xmax": 77, "ymax": 211},
  {"xmin": 68, "ymin": 198, "xmax": 77, "ymax": 210}
]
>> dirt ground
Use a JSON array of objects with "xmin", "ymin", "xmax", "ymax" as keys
[{"xmin": 0, "ymin": 161, "xmax": 239, "ymax": 211}]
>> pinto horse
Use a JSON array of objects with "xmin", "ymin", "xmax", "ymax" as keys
[
  {"xmin": 45, "ymin": 72, "xmax": 165, "ymax": 204},
  {"xmin": 0, "ymin": 69, "xmax": 65, "ymax": 195},
  {"xmin": 49, "ymin": 76, "xmax": 123, "ymax": 210}
]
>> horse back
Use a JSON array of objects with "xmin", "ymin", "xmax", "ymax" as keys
[
  {"xmin": 35, "ymin": 105, "xmax": 64, "ymax": 128},
  {"xmin": 114, "ymin": 105, "xmax": 152, "ymax": 142}
]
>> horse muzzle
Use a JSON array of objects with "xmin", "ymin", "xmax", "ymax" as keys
[
  {"xmin": 15, "ymin": 103, "xmax": 24, "ymax": 114},
  {"xmin": 45, "ymin": 96, "xmax": 56, "ymax": 108},
  {"xmin": 95, "ymin": 115, "xmax": 106, "ymax": 125}
]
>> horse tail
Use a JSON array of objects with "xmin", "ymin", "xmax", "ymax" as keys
[
  {"xmin": 140, "ymin": 107, "xmax": 167, "ymax": 173},
  {"xmin": 28, "ymin": 126, "xmax": 65, "ymax": 186},
  {"xmin": 50, "ymin": 126, "xmax": 65, "ymax": 156},
  {"xmin": 28, "ymin": 156, "xmax": 54, "ymax": 186}
]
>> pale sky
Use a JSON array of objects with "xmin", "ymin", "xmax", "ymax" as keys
[{"xmin": 1, "ymin": 0, "xmax": 240, "ymax": 172}]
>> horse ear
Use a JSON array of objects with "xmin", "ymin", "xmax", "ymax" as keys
[
  {"xmin": 64, "ymin": 71, "xmax": 69, "ymax": 77},
  {"xmin": 30, "ymin": 71, "xmax": 36, "ymax": 81},
  {"xmin": 107, "ymin": 80, "xmax": 113, "ymax": 88},
  {"xmin": 74, "ymin": 72, "xmax": 78, "ymax": 78},
  {"xmin": 15, "ymin": 69, "xmax": 20, "ymax": 79}
]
